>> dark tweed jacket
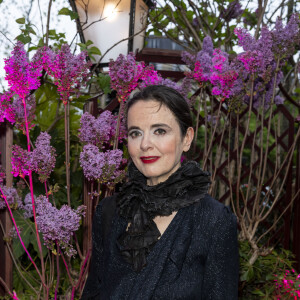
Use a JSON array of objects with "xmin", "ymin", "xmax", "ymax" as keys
[{"xmin": 81, "ymin": 194, "xmax": 239, "ymax": 300}]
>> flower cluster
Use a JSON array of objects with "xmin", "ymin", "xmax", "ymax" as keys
[
  {"xmin": 35, "ymin": 195, "xmax": 86, "ymax": 256},
  {"xmin": 274, "ymin": 269, "xmax": 300, "ymax": 298},
  {"xmin": 0, "ymin": 91, "xmax": 15, "ymax": 124},
  {"xmin": 11, "ymin": 95, "xmax": 36, "ymax": 132},
  {"xmin": 37, "ymin": 44, "xmax": 92, "ymax": 104},
  {"xmin": 0, "ymin": 186, "xmax": 22, "ymax": 210},
  {"xmin": 109, "ymin": 53, "xmax": 145, "ymax": 101},
  {"xmin": 79, "ymin": 111, "xmax": 127, "ymax": 147},
  {"xmin": 210, "ymin": 49, "xmax": 238, "ymax": 99},
  {"xmin": 220, "ymin": 0, "xmax": 244, "ymax": 22},
  {"xmin": 4, "ymin": 41, "xmax": 42, "ymax": 99},
  {"xmin": 79, "ymin": 144, "xmax": 125, "ymax": 185},
  {"xmin": 22, "ymin": 193, "xmax": 34, "ymax": 219},
  {"xmin": 11, "ymin": 132, "xmax": 56, "ymax": 182},
  {"xmin": 183, "ymin": 36, "xmax": 214, "ymax": 84},
  {"xmin": 11, "ymin": 145, "xmax": 31, "ymax": 178},
  {"xmin": 109, "ymin": 53, "xmax": 193, "ymax": 102},
  {"xmin": 30, "ymin": 132, "xmax": 56, "ymax": 182}
]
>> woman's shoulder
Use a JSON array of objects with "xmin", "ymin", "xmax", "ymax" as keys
[{"xmin": 192, "ymin": 193, "xmax": 237, "ymax": 228}]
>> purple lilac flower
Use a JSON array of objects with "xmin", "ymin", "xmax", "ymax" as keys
[
  {"xmin": 79, "ymin": 144, "xmax": 125, "ymax": 185},
  {"xmin": 0, "ymin": 186, "xmax": 22, "ymax": 209},
  {"xmin": 183, "ymin": 36, "xmax": 214, "ymax": 84},
  {"xmin": 271, "ymin": 14, "xmax": 300, "ymax": 60},
  {"xmin": 30, "ymin": 132, "xmax": 56, "ymax": 183},
  {"xmin": 109, "ymin": 53, "xmax": 144, "ymax": 101},
  {"xmin": 220, "ymin": 0, "xmax": 243, "ymax": 22},
  {"xmin": 11, "ymin": 95, "xmax": 36, "ymax": 133},
  {"xmin": 22, "ymin": 193, "xmax": 34, "ymax": 219},
  {"xmin": 4, "ymin": 41, "xmax": 42, "ymax": 99},
  {"xmin": 37, "ymin": 45, "xmax": 91, "ymax": 104},
  {"xmin": 11, "ymin": 145, "xmax": 31, "ymax": 178},
  {"xmin": 35, "ymin": 195, "xmax": 85, "ymax": 256},
  {"xmin": 0, "ymin": 91, "xmax": 15, "ymax": 124},
  {"xmin": 79, "ymin": 111, "xmax": 127, "ymax": 147}
]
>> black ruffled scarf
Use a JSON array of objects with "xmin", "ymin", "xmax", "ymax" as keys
[{"xmin": 116, "ymin": 160, "xmax": 210, "ymax": 272}]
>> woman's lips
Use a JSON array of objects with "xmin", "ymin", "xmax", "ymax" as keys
[{"xmin": 140, "ymin": 156, "xmax": 160, "ymax": 164}]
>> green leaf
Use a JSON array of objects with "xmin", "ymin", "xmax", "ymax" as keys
[
  {"xmin": 26, "ymin": 26, "xmax": 36, "ymax": 35},
  {"xmin": 86, "ymin": 40, "xmax": 94, "ymax": 46},
  {"xmin": 0, "ymin": 0, "xmax": 3, "ymax": 4},
  {"xmin": 16, "ymin": 34, "xmax": 31, "ymax": 44},
  {"xmin": 58, "ymin": 7, "xmax": 70, "ymax": 15},
  {"xmin": 88, "ymin": 46, "xmax": 101, "ymax": 56},
  {"xmin": 96, "ymin": 74, "xmax": 111, "ymax": 94},
  {"xmin": 58, "ymin": 7, "xmax": 78, "ymax": 20},
  {"xmin": 16, "ymin": 17, "xmax": 25, "ymax": 24}
]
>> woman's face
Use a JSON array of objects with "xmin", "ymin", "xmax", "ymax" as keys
[{"xmin": 127, "ymin": 100, "xmax": 194, "ymax": 186}]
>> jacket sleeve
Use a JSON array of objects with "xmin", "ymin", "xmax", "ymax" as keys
[
  {"xmin": 80, "ymin": 203, "xmax": 104, "ymax": 299},
  {"xmin": 202, "ymin": 206, "xmax": 239, "ymax": 300}
]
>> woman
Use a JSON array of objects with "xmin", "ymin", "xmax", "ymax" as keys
[{"xmin": 81, "ymin": 85, "xmax": 239, "ymax": 299}]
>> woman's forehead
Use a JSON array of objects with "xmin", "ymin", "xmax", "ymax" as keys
[{"xmin": 127, "ymin": 100, "xmax": 176, "ymax": 126}]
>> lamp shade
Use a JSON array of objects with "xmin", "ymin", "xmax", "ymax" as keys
[{"xmin": 75, "ymin": 0, "xmax": 149, "ymax": 64}]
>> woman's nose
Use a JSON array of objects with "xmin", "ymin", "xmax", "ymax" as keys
[{"xmin": 140, "ymin": 134, "xmax": 153, "ymax": 151}]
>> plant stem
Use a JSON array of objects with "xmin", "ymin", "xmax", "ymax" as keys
[
  {"xmin": 0, "ymin": 186, "xmax": 43, "ymax": 282},
  {"xmin": 64, "ymin": 102, "xmax": 71, "ymax": 206},
  {"xmin": 113, "ymin": 99, "xmax": 124, "ymax": 150},
  {"xmin": 21, "ymin": 96, "xmax": 46, "ymax": 293},
  {"xmin": 54, "ymin": 243, "xmax": 60, "ymax": 300}
]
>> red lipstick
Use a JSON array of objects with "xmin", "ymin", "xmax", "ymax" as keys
[{"xmin": 140, "ymin": 156, "xmax": 160, "ymax": 164}]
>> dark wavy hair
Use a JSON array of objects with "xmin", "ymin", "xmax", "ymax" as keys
[{"xmin": 126, "ymin": 85, "xmax": 193, "ymax": 139}]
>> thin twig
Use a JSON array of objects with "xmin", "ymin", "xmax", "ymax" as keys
[{"xmin": 45, "ymin": 0, "xmax": 53, "ymax": 46}]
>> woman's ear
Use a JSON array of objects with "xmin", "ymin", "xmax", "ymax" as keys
[{"xmin": 183, "ymin": 127, "xmax": 194, "ymax": 152}]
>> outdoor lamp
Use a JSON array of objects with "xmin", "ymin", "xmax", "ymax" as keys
[{"xmin": 72, "ymin": 0, "xmax": 150, "ymax": 64}]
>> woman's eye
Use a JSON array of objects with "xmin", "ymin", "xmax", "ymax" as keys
[
  {"xmin": 129, "ymin": 131, "xmax": 141, "ymax": 138},
  {"xmin": 154, "ymin": 128, "xmax": 166, "ymax": 135}
]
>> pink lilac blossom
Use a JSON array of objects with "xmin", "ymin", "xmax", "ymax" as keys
[
  {"xmin": 109, "ymin": 53, "xmax": 144, "ymax": 101},
  {"xmin": 79, "ymin": 144, "xmax": 125, "ymax": 185},
  {"xmin": 0, "ymin": 91, "xmax": 15, "ymax": 124},
  {"xmin": 11, "ymin": 95, "xmax": 36, "ymax": 133},
  {"xmin": 37, "ymin": 44, "xmax": 91, "ymax": 104},
  {"xmin": 11, "ymin": 145, "xmax": 31, "ymax": 178},
  {"xmin": 138, "ymin": 64, "xmax": 163, "ymax": 89},
  {"xmin": 210, "ymin": 49, "xmax": 238, "ymax": 99},
  {"xmin": 0, "ymin": 186, "xmax": 22, "ymax": 209},
  {"xmin": 30, "ymin": 132, "xmax": 56, "ymax": 183},
  {"xmin": 79, "ymin": 111, "xmax": 127, "ymax": 147},
  {"xmin": 35, "ymin": 195, "xmax": 86, "ymax": 257},
  {"xmin": 4, "ymin": 41, "xmax": 42, "ymax": 99}
]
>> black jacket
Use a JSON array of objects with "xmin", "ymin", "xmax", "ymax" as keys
[{"xmin": 81, "ymin": 194, "xmax": 239, "ymax": 300}]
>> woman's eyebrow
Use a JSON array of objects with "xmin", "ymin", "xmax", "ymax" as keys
[
  {"xmin": 151, "ymin": 123, "xmax": 171, "ymax": 129},
  {"xmin": 128, "ymin": 123, "xmax": 171, "ymax": 132}
]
